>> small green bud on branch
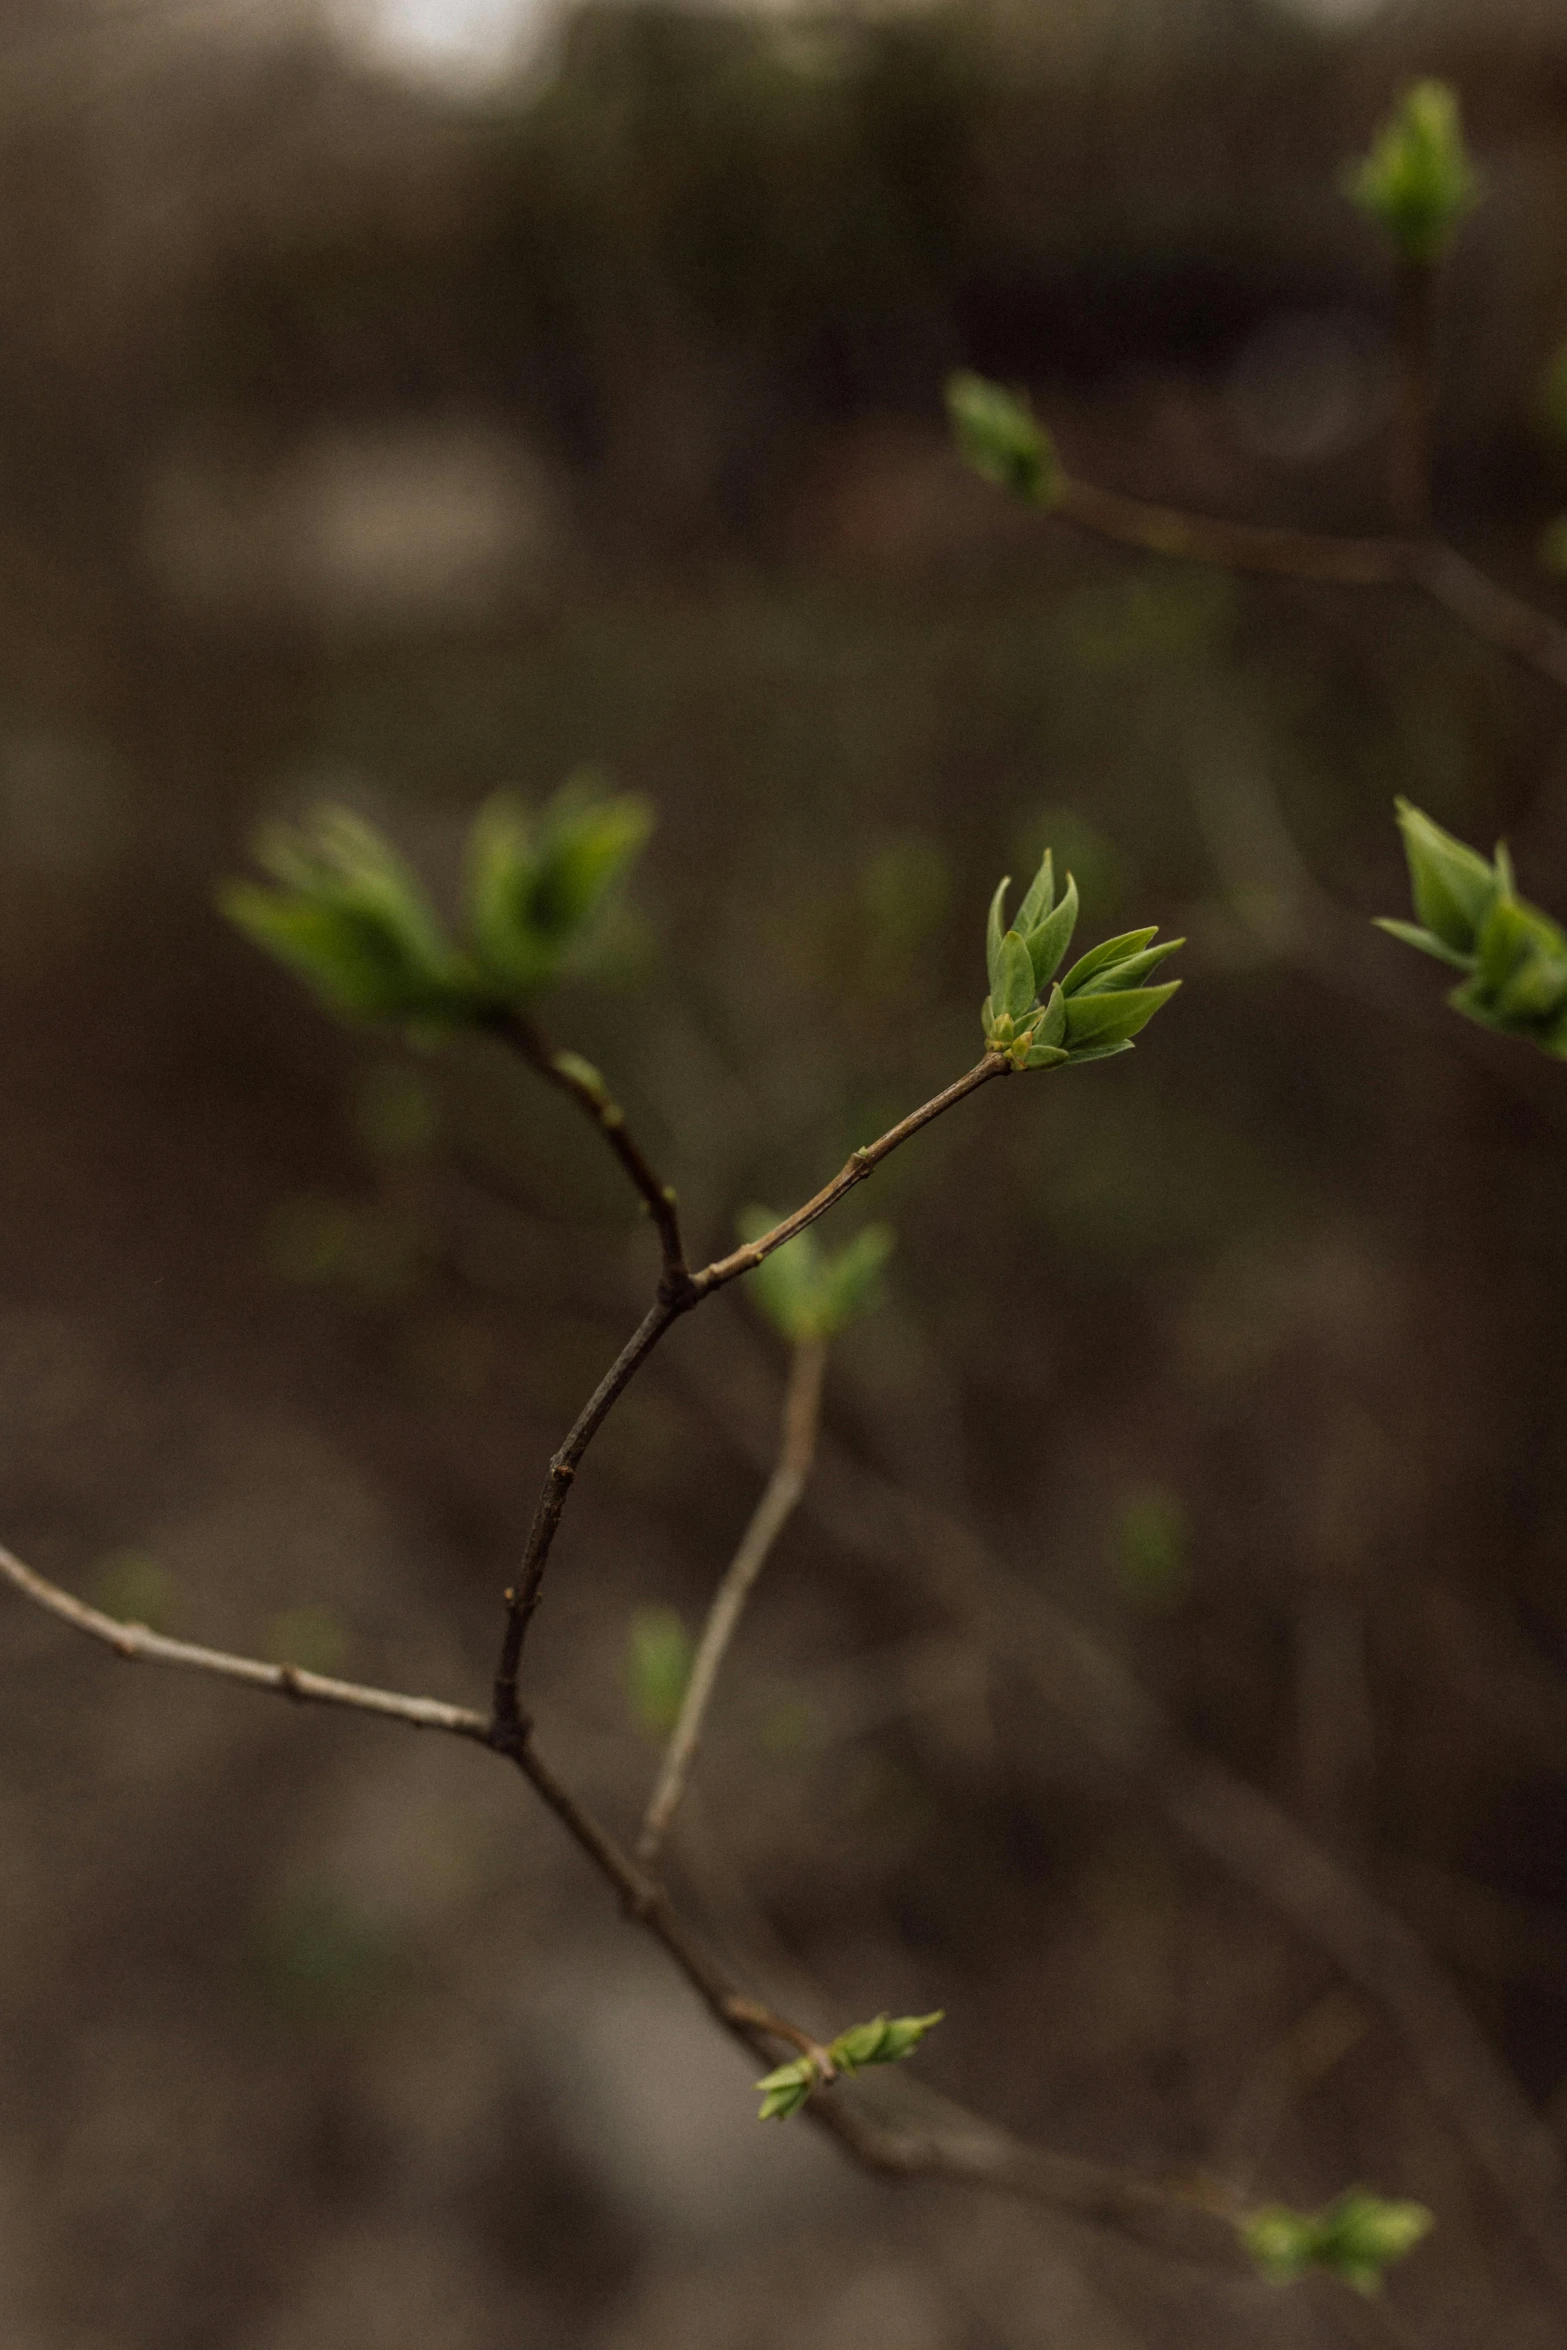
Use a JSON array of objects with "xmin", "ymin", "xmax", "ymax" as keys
[
  {"xmin": 981, "ymin": 846, "xmax": 1181, "ymax": 1068},
  {"xmin": 1345, "ymin": 80, "xmax": 1478, "ymax": 265},
  {"xmin": 1377, "ymin": 797, "xmax": 1567, "ymax": 1054},
  {"xmin": 946, "ymin": 372, "xmax": 1059, "ymax": 508},
  {"xmin": 1243, "ymin": 2188, "xmax": 1433, "ymax": 2294},
  {"xmin": 756, "ymin": 2010, "xmax": 945, "ymax": 2121}
]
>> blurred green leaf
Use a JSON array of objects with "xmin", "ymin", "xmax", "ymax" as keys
[
  {"xmin": 221, "ymin": 808, "xmax": 477, "ymax": 1027},
  {"xmin": 1344, "ymin": 80, "xmax": 1478, "ymax": 264},
  {"xmin": 1244, "ymin": 2188, "xmax": 1433, "ymax": 2294},
  {"xmin": 946, "ymin": 371, "xmax": 1059, "ymax": 506},
  {"xmin": 1378, "ymin": 799, "xmax": 1567, "ymax": 1055},
  {"xmin": 467, "ymin": 770, "xmax": 652, "ymax": 998},
  {"xmin": 250, "ymin": 1885, "xmax": 407, "ymax": 2029},
  {"xmin": 738, "ymin": 1208, "xmax": 894, "ymax": 1341},
  {"xmin": 90, "ymin": 1551, "xmax": 175, "ymax": 1632},
  {"xmin": 626, "ymin": 1605, "xmax": 693, "ymax": 1738},
  {"xmin": 1112, "ymin": 1490, "xmax": 1191, "ymax": 1612},
  {"xmin": 266, "ymin": 1605, "xmax": 347, "ymax": 1675}
]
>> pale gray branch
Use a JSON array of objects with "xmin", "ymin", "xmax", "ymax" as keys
[
  {"xmin": 0, "ymin": 1541, "xmax": 490, "ymax": 1739},
  {"xmin": 638, "ymin": 1333, "xmax": 826, "ymax": 1867}
]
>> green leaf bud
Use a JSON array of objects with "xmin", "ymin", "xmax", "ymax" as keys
[
  {"xmin": 755, "ymin": 2059, "xmax": 816, "ymax": 2121},
  {"xmin": 1345, "ymin": 80, "xmax": 1479, "ymax": 265},
  {"xmin": 829, "ymin": 2010, "xmax": 945, "ymax": 2076},
  {"xmin": 1378, "ymin": 800, "xmax": 1567, "ymax": 1056},
  {"xmin": 1243, "ymin": 2189, "xmax": 1433, "ymax": 2294},
  {"xmin": 946, "ymin": 372, "xmax": 1059, "ymax": 507}
]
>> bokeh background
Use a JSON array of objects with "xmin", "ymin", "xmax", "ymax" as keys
[{"xmin": 6, "ymin": 0, "xmax": 1567, "ymax": 2342}]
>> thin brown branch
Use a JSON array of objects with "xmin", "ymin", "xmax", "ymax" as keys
[
  {"xmin": 0, "ymin": 1528, "xmax": 1256, "ymax": 2264},
  {"xmin": 493, "ymin": 1293, "xmax": 683, "ymax": 1730},
  {"xmin": 490, "ymin": 1007, "xmax": 692, "ymax": 1297},
  {"xmin": 638, "ymin": 1333, "xmax": 827, "ymax": 1867},
  {"xmin": 1054, "ymin": 475, "xmax": 1407, "ymax": 584},
  {"xmin": 0, "ymin": 1541, "xmax": 491, "ymax": 1739},
  {"xmin": 430, "ymin": 1693, "xmax": 1249, "ymax": 2260},
  {"xmin": 1052, "ymin": 474, "xmax": 1567, "ymax": 700},
  {"xmin": 690, "ymin": 1054, "xmax": 1008, "ymax": 1300},
  {"xmin": 492, "ymin": 1051, "xmax": 1009, "ymax": 1713},
  {"xmin": 669, "ymin": 1326, "xmax": 1567, "ymax": 2315}
]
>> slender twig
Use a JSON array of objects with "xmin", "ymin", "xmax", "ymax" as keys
[
  {"xmin": 0, "ymin": 1532, "xmax": 1250, "ymax": 2263},
  {"xmin": 0, "ymin": 1542, "xmax": 491, "ymax": 1738},
  {"xmin": 1391, "ymin": 255, "xmax": 1437, "ymax": 534},
  {"xmin": 491, "ymin": 1051, "xmax": 1009, "ymax": 1716},
  {"xmin": 1050, "ymin": 475, "xmax": 1567, "ymax": 698},
  {"xmin": 668, "ymin": 1327, "xmax": 1567, "ymax": 2313},
  {"xmin": 493, "ymin": 1293, "xmax": 683, "ymax": 1733},
  {"xmin": 638, "ymin": 1334, "xmax": 827, "ymax": 1867},
  {"xmin": 488, "ymin": 1007, "xmax": 692, "ymax": 1296},
  {"xmin": 690, "ymin": 1055, "xmax": 1007, "ymax": 1301}
]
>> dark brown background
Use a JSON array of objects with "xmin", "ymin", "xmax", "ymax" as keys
[{"xmin": 5, "ymin": 1, "xmax": 1567, "ymax": 2342}]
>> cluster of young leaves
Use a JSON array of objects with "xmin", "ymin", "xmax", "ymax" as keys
[
  {"xmin": 981, "ymin": 847, "xmax": 1181, "ymax": 1070},
  {"xmin": 1243, "ymin": 2189, "xmax": 1433, "ymax": 2296},
  {"xmin": 1376, "ymin": 798, "xmax": 1567, "ymax": 1056},
  {"xmin": 945, "ymin": 372, "xmax": 1058, "ymax": 510},
  {"xmin": 1343, "ymin": 79, "xmax": 1479, "ymax": 267},
  {"xmin": 738, "ymin": 1210, "xmax": 894, "ymax": 1342},
  {"xmin": 756, "ymin": 2011, "xmax": 945, "ymax": 2121},
  {"xmin": 220, "ymin": 772, "xmax": 651, "ymax": 1028}
]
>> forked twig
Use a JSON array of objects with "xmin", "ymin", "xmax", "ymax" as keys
[
  {"xmin": 490, "ymin": 1052, "xmax": 1008, "ymax": 1722},
  {"xmin": 0, "ymin": 1534, "xmax": 1247, "ymax": 2265},
  {"xmin": 638, "ymin": 1332, "xmax": 827, "ymax": 1867}
]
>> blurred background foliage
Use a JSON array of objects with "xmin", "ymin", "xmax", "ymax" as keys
[{"xmin": 7, "ymin": 0, "xmax": 1567, "ymax": 2344}]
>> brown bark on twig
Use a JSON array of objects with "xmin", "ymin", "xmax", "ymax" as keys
[
  {"xmin": 0, "ymin": 1534, "xmax": 1247, "ymax": 2263},
  {"xmin": 490, "ymin": 1052, "xmax": 1008, "ymax": 1718}
]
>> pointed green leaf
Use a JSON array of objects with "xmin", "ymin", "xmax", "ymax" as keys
[
  {"xmin": 985, "ymin": 877, "xmax": 1009, "ymax": 995},
  {"xmin": 1371, "ymin": 916, "xmax": 1476, "ymax": 971},
  {"xmin": 1064, "ymin": 981, "xmax": 1180, "ymax": 1050},
  {"xmin": 1062, "ymin": 1038, "xmax": 1135, "ymax": 1065},
  {"xmin": 1069, "ymin": 934, "xmax": 1183, "ymax": 995},
  {"xmin": 1035, "ymin": 981, "xmax": 1066, "ymax": 1050},
  {"xmin": 1060, "ymin": 926, "xmax": 1158, "ymax": 996},
  {"xmin": 1015, "ymin": 848, "xmax": 1055, "ymax": 937},
  {"xmin": 1024, "ymin": 1039, "xmax": 1069, "ymax": 1068},
  {"xmin": 1393, "ymin": 798, "xmax": 1500, "ymax": 954},
  {"xmin": 1023, "ymin": 874, "xmax": 1079, "ymax": 990},
  {"xmin": 998, "ymin": 928, "xmax": 1037, "ymax": 1021}
]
